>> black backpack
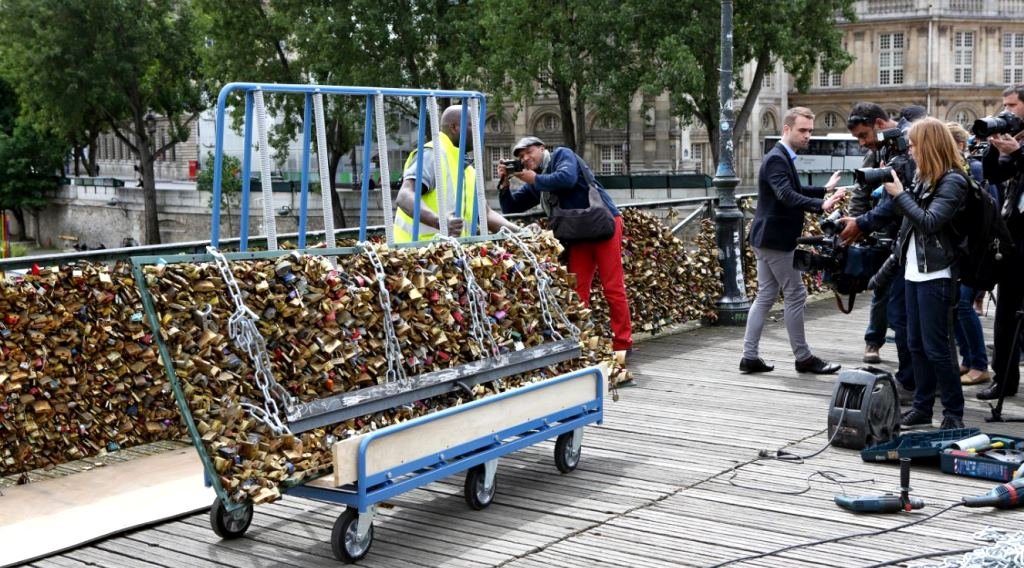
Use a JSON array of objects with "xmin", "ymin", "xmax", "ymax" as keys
[{"xmin": 949, "ymin": 169, "xmax": 1016, "ymax": 291}]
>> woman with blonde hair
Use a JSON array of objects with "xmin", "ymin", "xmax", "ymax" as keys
[
  {"xmin": 945, "ymin": 122, "xmax": 993, "ymax": 386},
  {"xmin": 885, "ymin": 117, "xmax": 969, "ymax": 430}
]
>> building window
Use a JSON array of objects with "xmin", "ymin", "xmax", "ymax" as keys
[
  {"xmin": 537, "ymin": 113, "xmax": 560, "ymax": 133},
  {"xmin": 887, "ymin": 109, "xmax": 901, "ymax": 121},
  {"xmin": 1005, "ymin": 32, "xmax": 1024, "ymax": 85},
  {"xmin": 485, "ymin": 116, "xmax": 507, "ymax": 133},
  {"xmin": 486, "ymin": 145, "xmax": 512, "ymax": 180},
  {"xmin": 954, "ymin": 31, "xmax": 974, "ymax": 84},
  {"xmin": 823, "ymin": 112, "xmax": 839, "ymax": 129},
  {"xmin": 597, "ymin": 144, "xmax": 625, "ymax": 175},
  {"xmin": 953, "ymin": 109, "xmax": 974, "ymax": 128},
  {"xmin": 762, "ymin": 72, "xmax": 775, "ymax": 89},
  {"xmin": 761, "ymin": 112, "xmax": 777, "ymax": 133},
  {"xmin": 818, "ymin": 68, "xmax": 842, "ymax": 88},
  {"xmin": 879, "ymin": 32, "xmax": 905, "ymax": 85}
]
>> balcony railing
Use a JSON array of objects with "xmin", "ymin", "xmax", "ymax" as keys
[{"xmin": 856, "ymin": 0, "xmax": 1024, "ymax": 17}]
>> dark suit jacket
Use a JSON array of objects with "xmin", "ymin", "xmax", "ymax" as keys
[{"xmin": 749, "ymin": 142, "xmax": 826, "ymax": 251}]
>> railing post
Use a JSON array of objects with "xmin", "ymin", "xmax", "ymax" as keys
[{"xmin": 713, "ymin": 0, "xmax": 750, "ymax": 325}]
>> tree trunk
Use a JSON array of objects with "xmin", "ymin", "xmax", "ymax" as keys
[
  {"xmin": 86, "ymin": 131, "xmax": 100, "ymax": 177},
  {"xmin": 328, "ymin": 151, "xmax": 346, "ymax": 230},
  {"xmin": 732, "ymin": 51, "xmax": 770, "ymax": 150},
  {"xmin": 553, "ymin": 79, "xmax": 576, "ymax": 151},
  {"xmin": 140, "ymin": 134, "xmax": 160, "ymax": 245},
  {"xmin": 73, "ymin": 146, "xmax": 82, "ymax": 176},
  {"xmin": 573, "ymin": 90, "xmax": 587, "ymax": 160}
]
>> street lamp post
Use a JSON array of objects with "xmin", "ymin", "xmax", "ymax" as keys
[{"xmin": 713, "ymin": 0, "xmax": 750, "ymax": 325}]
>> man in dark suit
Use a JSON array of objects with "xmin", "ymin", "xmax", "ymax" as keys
[{"xmin": 740, "ymin": 106, "xmax": 846, "ymax": 375}]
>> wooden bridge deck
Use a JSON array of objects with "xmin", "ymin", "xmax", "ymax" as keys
[{"xmin": 24, "ymin": 297, "xmax": 1024, "ymax": 568}]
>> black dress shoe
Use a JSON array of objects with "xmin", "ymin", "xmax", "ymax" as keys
[
  {"xmin": 795, "ymin": 355, "xmax": 841, "ymax": 374},
  {"xmin": 977, "ymin": 384, "xmax": 1017, "ymax": 400},
  {"xmin": 739, "ymin": 357, "xmax": 774, "ymax": 373}
]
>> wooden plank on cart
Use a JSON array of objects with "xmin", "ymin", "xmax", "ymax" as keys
[{"xmin": 326, "ymin": 367, "xmax": 604, "ymax": 486}]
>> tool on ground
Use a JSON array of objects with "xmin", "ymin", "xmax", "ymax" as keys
[
  {"xmin": 962, "ymin": 478, "xmax": 1024, "ymax": 509},
  {"xmin": 835, "ymin": 457, "xmax": 925, "ymax": 513},
  {"xmin": 827, "ymin": 367, "xmax": 900, "ymax": 450}
]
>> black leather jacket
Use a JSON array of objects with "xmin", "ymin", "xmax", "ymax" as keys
[{"xmin": 892, "ymin": 170, "xmax": 968, "ymax": 274}]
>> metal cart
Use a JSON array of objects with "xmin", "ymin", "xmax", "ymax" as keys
[{"xmin": 131, "ymin": 82, "xmax": 607, "ymax": 563}]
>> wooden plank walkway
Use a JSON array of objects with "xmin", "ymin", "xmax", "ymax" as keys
[{"xmin": 25, "ymin": 296, "xmax": 1024, "ymax": 567}]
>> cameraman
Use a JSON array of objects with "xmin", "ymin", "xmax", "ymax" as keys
[
  {"xmin": 840, "ymin": 103, "xmax": 919, "ymax": 402},
  {"xmin": 497, "ymin": 136, "xmax": 633, "ymax": 355},
  {"xmin": 977, "ymin": 84, "xmax": 1024, "ymax": 401}
]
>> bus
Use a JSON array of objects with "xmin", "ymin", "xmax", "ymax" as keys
[{"xmin": 763, "ymin": 133, "xmax": 868, "ymax": 174}]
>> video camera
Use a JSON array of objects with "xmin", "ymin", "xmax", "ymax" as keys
[
  {"xmin": 499, "ymin": 158, "xmax": 525, "ymax": 173},
  {"xmin": 793, "ymin": 211, "xmax": 892, "ymax": 312},
  {"xmin": 972, "ymin": 111, "xmax": 1024, "ymax": 138}
]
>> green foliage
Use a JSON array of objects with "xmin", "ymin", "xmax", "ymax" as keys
[
  {"xmin": 0, "ymin": 78, "xmax": 62, "ymax": 213},
  {"xmin": 0, "ymin": 0, "xmax": 205, "ymax": 244},
  {"xmin": 634, "ymin": 0, "xmax": 856, "ymax": 162},
  {"xmin": 196, "ymin": 151, "xmax": 242, "ymax": 202}
]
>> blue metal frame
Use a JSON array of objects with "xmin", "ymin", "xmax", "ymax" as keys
[
  {"xmin": 287, "ymin": 366, "xmax": 604, "ymax": 514},
  {"xmin": 209, "ymin": 83, "xmax": 488, "ymax": 249}
]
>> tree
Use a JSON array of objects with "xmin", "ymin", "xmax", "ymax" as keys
[
  {"xmin": 0, "ymin": 0, "xmax": 205, "ymax": 245},
  {"xmin": 634, "ymin": 0, "xmax": 856, "ymax": 165},
  {"xmin": 195, "ymin": 0, "xmax": 472, "ymax": 234},
  {"xmin": 0, "ymin": 79, "xmax": 64, "ymax": 240},
  {"xmin": 196, "ymin": 152, "xmax": 242, "ymax": 238},
  {"xmin": 458, "ymin": 0, "xmax": 636, "ymax": 158}
]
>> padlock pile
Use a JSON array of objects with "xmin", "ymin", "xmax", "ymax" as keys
[
  {"xmin": 589, "ymin": 210, "xmax": 724, "ymax": 334},
  {"xmin": 0, "ymin": 263, "xmax": 182, "ymax": 475},
  {"xmin": 144, "ymin": 232, "xmax": 612, "ymax": 504}
]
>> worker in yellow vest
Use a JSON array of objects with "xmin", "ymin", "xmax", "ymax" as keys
[{"xmin": 394, "ymin": 105, "xmax": 519, "ymax": 242}]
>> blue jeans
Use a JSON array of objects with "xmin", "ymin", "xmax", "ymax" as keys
[
  {"xmin": 864, "ymin": 280, "xmax": 890, "ymax": 348},
  {"xmin": 887, "ymin": 269, "xmax": 914, "ymax": 390},
  {"xmin": 954, "ymin": 284, "xmax": 988, "ymax": 371},
  {"xmin": 905, "ymin": 277, "xmax": 964, "ymax": 420}
]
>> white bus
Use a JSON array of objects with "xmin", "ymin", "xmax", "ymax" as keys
[{"xmin": 763, "ymin": 133, "xmax": 868, "ymax": 174}]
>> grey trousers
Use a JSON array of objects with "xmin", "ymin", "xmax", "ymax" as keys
[{"xmin": 742, "ymin": 246, "xmax": 812, "ymax": 361}]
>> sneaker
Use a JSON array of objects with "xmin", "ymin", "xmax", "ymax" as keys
[
  {"xmin": 900, "ymin": 408, "xmax": 932, "ymax": 428},
  {"xmin": 863, "ymin": 345, "xmax": 881, "ymax": 364},
  {"xmin": 939, "ymin": 416, "xmax": 965, "ymax": 430}
]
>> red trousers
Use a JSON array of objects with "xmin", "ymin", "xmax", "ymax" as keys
[{"xmin": 567, "ymin": 215, "xmax": 633, "ymax": 351}]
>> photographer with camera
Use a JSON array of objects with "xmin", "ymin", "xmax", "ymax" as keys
[
  {"xmin": 881, "ymin": 117, "xmax": 969, "ymax": 430},
  {"xmin": 394, "ymin": 105, "xmax": 519, "ymax": 243},
  {"xmin": 841, "ymin": 103, "xmax": 921, "ymax": 404},
  {"xmin": 975, "ymin": 84, "xmax": 1024, "ymax": 401},
  {"xmin": 496, "ymin": 136, "xmax": 633, "ymax": 355},
  {"xmin": 739, "ymin": 107, "xmax": 846, "ymax": 375}
]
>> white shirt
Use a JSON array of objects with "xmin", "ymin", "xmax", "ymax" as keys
[{"xmin": 904, "ymin": 233, "xmax": 952, "ymax": 282}]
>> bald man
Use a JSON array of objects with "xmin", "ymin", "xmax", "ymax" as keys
[{"xmin": 394, "ymin": 105, "xmax": 518, "ymax": 242}]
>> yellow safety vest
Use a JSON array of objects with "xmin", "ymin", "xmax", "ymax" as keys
[{"xmin": 393, "ymin": 134, "xmax": 476, "ymax": 243}]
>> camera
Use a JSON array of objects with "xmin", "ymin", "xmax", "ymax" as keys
[
  {"xmin": 972, "ymin": 111, "xmax": 1024, "ymax": 138},
  {"xmin": 853, "ymin": 166, "xmax": 895, "ymax": 188},
  {"xmin": 877, "ymin": 127, "xmax": 909, "ymax": 153},
  {"xmin": 499, "ymin": 158, "xmax": 524, "ymax": 173},
  {"xmin": 793, "ymin": 212, "xmax": 892, "ymax": 305}
]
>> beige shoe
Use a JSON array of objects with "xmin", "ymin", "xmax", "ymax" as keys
[
  {"xmin": 961, "ymin": 369, "xmax": 992, "ymax": 385},
  {"xmin": 863, "ymin": 345, "xmax": 881, "ymax": 364}
]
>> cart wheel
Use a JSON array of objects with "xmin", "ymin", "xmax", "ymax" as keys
[
  {"xmin": 332, "ymin": 508, "xmax": 373, "ymax": 563},
  {"xmin": 554, "ymin": 431, "xmax": 581, "ymax": 473},
  {"xmin": 464, "ymin": 464, "xmax": 497, "ymax": 510},
  {"xmin": 210, "ymin": 498, "xmax": 253, "ymax": 539}
]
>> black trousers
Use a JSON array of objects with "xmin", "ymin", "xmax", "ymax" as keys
[{"xmin": 991, "ymin": 240, "xmax": 1024, "ymax": 395}]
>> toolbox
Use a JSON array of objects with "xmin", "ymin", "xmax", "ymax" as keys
[
  {"xmin": 939, "ymin": 435, "xmax": 1024, "ymax": 482},
  {"xmin": 860, "ymin": 428, "xmax": 981, "ymax": 462}
]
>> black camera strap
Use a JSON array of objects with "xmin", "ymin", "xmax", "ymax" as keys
[{"xmin": 833, "ymin": 291, "xmax": 857, "ymax": 314}]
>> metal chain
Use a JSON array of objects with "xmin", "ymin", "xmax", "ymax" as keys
[
  {"xmin": 437, "ymin": 235, "xmax": 499, "ymax": 358},
  {"xmin": 359, "ymin": 242, "xmax": 406, "ymax": 383},
  {"xmin": 498, "ymin": 227, "xmax": 580, "ymax": 341},
  {"xmin": 922, "ymin": 528, "xmax": 1024, "ymax": 568},
  {"xmin": 207, "ymin": 247, "xmax": 293, "ymax": 435}
]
